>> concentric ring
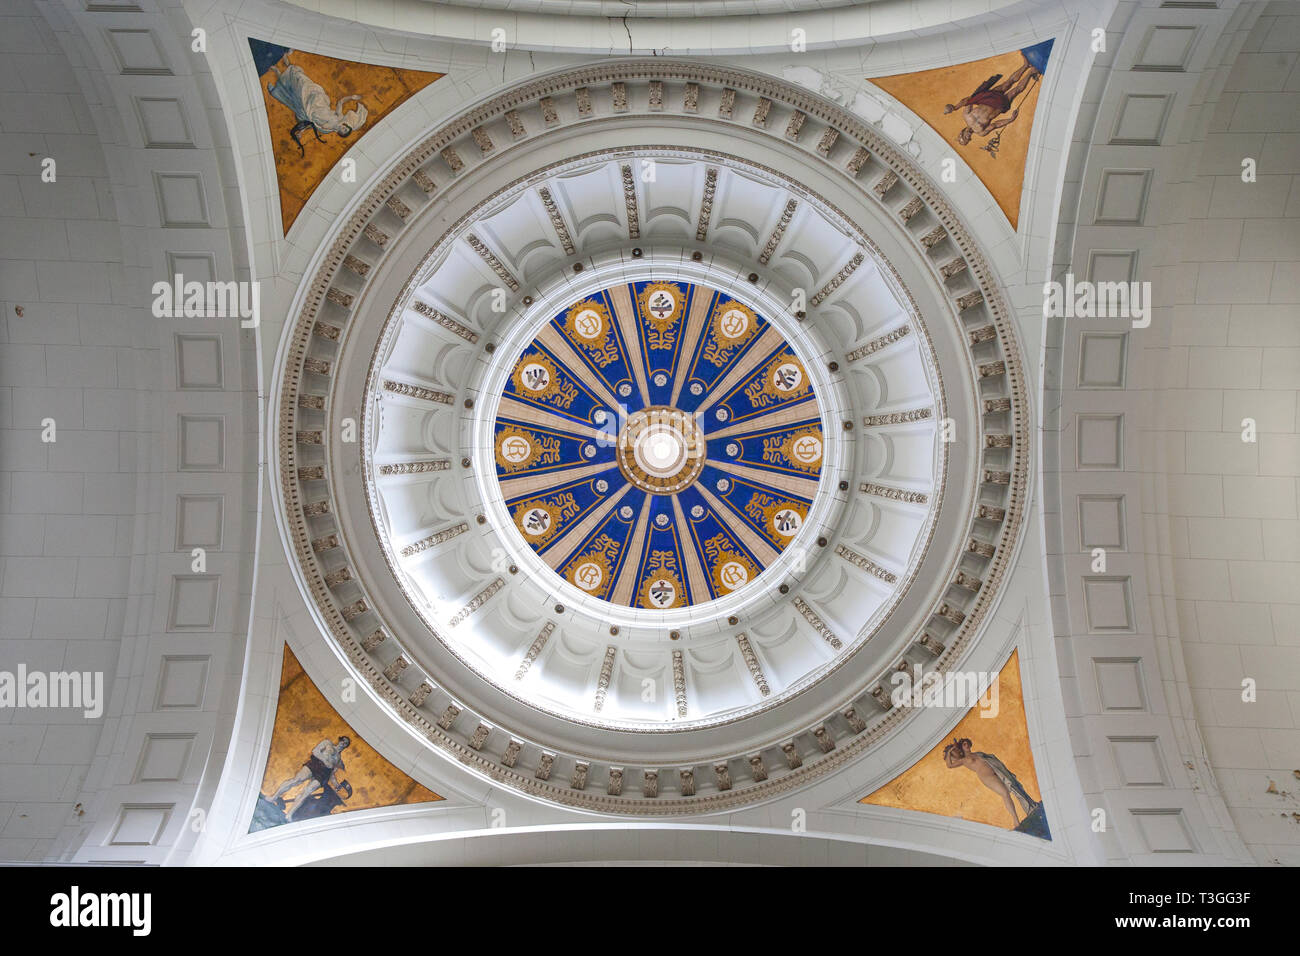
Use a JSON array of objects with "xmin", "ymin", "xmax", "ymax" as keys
[{"xmin": 492, "ymin": 278, "xmax": 824, "ymax": 611}]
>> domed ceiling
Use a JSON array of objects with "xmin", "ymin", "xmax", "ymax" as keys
[
  {"xmin": 491, "ymin": 278, "xmax": 824, "ymax": 611},
  {"xmin": 274, "ymin": 62, "xmax": 1029, "ymax": 811}
]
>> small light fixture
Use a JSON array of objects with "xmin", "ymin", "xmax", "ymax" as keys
[{"xmin": 631, "ymin": 248, "xmax": 643, "ymax": 258}]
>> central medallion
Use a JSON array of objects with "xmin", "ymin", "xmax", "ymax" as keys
[
  {"xmin": 618, "ymin": 406, "xmax": 705, "ymax": 494},
  {"xmin": 491, "ymin": 278, "xmax": 825, "ymax": 611}
]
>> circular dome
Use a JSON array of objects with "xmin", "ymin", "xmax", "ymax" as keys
[
  {"xmin": 274, "ymin": 61, "xmax": 1030, "ymax": 812},
  {"xmin": 488, "ymin": 277, "xmax": 825, "ymax": 613}
]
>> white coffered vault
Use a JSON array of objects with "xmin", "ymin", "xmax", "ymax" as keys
[{"xmin": 0, "ymin": 0, "xmax": 1296, "ymax": 867}]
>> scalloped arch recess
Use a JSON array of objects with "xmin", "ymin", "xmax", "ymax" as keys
[
  {"xmin": 248, "ymin": 38, "xmax": 444, "ymax": 234},
  {"xmin": 249, "ymin": 646, "xmax": 441, "ymax": 832},
  {"xmin": 860, "ymin": 649, "xmax": 1049, "ymax": 839},
  {"xmin": 870, "ymin": 40, "xmax": 1054, "ymax": 229}
]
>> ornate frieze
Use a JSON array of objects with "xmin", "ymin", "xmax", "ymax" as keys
[
  {"xmin": 793, "ymin": 596, "xmax": 842, "ymax": 650},
  {"xmin": 382, "ymin": 379, "xmax": 454, "ymax": 404},
  {"xmin": 621, "ymin": 163, "xmax": 640, "ymax": 239},
  {"xmin": 835, "ymin": 544, "xmax": 898, "ymax": 584},
  {"xmin": 863, "ymin": 407, "xmax": 932, "ymax": 427},
  {"xmin": 672, "ymin": 650, "xmax": 687, "ymax": 718},
  {"xmin": 399, "ymin": 522, "xmax": 467, "ymax": 558},
  {"xmin": 735, "ymin": 633, "xmax": 770, "ymax": 697},
  {"xmin": 466, "ymin": 234, "xmax": 520, "ymax": 291},
  {"xmin": 594, "ymin": 646, "xmax": 616, "ymax": 712},
  {"xmin": 810, "ymin": 250, "xmax": 864, "ymax": 306},
  {"xmin": 514, "ymin": 621, "xmax": 556, "ymax": 680},
  {"xmin": 846, "ymin": 324, "xmax": 911, "ymax": 362},
  {"xmin": 695, "ymin": 167, "xmax": 717, "ymax": 242},
  {"xmin": 758, "ymin": 198, "xmax": 797, "ymax": 265},
  {"xmin": 537, "ymin": 187, "xmax": 576, "ymax": 255},
  {"xmin": 448, "ymin": 578, "xmax": 504, "ymax": 627}
]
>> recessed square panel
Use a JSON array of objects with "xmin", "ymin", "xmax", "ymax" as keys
[
  {"xmin": 134, "ymin": 733, "xmax": 196, "ymax": 783},
  {"xmin": 1132, "ymin": 26, "xmax": 1199, "ymax": 72},
  {"xmin": 109, "ymin": 804, "xmax": 173, "ymax": 845},
  {"xmin": 153, "ymin": 172, "xmax": 209, "ymax": 228},
  {"xmin": 135, "ymin": 97, "xmax": 193, "ymax": 148},
  {"xmin": 1078, "ymin": 332, "xmax": 1129, "ymax": 388},
  {"xmin": 1077, "ymin": 413, "xmax": 1124, "ymax": 469},
  {"xmin": 175, "ymin": 334, "xmax": 223, "ymax": 389},
  {"xmin": 1131, "ymin": 808, "xmax": 1197, "ymax": 853},
  {"xmin": 1078, "ymin": 494, "xmax": 1127, "ymax": 550},
  {"xmin": 1109, "ymin": 736, "xmax": 1167, "ymax": 787},
  {"xmin": 165, "ymin": 252, "xmax": 216, "ymax": 285},
  {"xmin": 104, "ymin": 28, "xmax": 171, "ymax": 75},
  {"xmin": 176, "ymin": 494, "xmax": 224, "ymax": 550},
  {"xmin": 1094, "ymin": 657, "xmax": 1147, "ymax": 711},
  {"xmin": 178, "ymin": 414, "xmax": 224, "ymax": 471},
  {"xmin": 1110, "ymin": 93, "xmax": 1173, "ymax": 145},
  {"xmin": 1083, "ymin": 576, "xmax": 1136, "ymax": 632},
  {"xmin": 1087, "ymin": 249, "xmax": 1139, "ymax": 284},
  {"xmin": 1095, "ymin": 170, "xmax": 1152, "ymax": 226},
  {"xmin": 156, "ymin": 655, "xmax": 209, "ymax": 709},
  {"xmin": 167, "ymin": 574, "xmax": 219, "ymax": 631}
]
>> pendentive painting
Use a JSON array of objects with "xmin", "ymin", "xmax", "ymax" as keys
[
  {"xmin": 861, "ymin": 649, "xmax": 1051, "ymax": 840},
  {"xmin": 249, "ymin": 645, "xmax": 441, "ymax": 832},
  {"xmin": 870, "ymin": 39, "xmax": 1054, "ymax": 229},
  {"xmin": 247, "ymin": 38, "xmax": 443, "ymax": 234}
]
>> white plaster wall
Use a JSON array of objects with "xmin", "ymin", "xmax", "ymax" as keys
[
  {"xmin": 1164, "ymin": 5, "xmax": 1300, "ymax": 866},
  {"xmin": 0, "ymin": 0, "xmax": 130, "ymax": 863}
]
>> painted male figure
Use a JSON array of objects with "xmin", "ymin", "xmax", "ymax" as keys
[
  {"xmin": 267, "ymin": 736, "xmax": 352, "ymax": 820},
  {"xmin": 943, "ymin": 53, "xmax": 1041, "ymax": 146}
]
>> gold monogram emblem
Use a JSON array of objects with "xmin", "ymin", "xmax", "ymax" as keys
[
  {"xmin": 638, "ymin": 282, "xmax": 684, "ymax": 330},
  {"xmin": 745, "ymin": 494, "xmax": 808, "ymax": 545},
  {"xmin": 564, "ymin": 533, "xmax": 620, "ymax": 597},
  {"xmin": 638, "ymin": 549, "xmax": 685, "ymax": 609},
  {"xmin": 512, "ymin": 492, "xmax": 580, "ymax": 547},
  {"xmin": 564, "ymin": 299, "xmax": 619, "ymax": 366},
  {"xmin": 703, "ymin": 300, "xmax": 759, "ymax": 367},
  {"xmin": 744, "ymin": 353, "xmax": 810, "ymax": 407},
  {"xmin": 495, "ymin": 426, "xmax": 561, "ymax": 473},
  {"xmin": 702, "ymin": 533, "xmax": 758, "ymax": 596}
]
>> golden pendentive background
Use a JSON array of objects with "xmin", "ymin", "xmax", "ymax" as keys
[
  {"xmin": 254, "ymin": 46, "xmax": 442, "ymax": 233},
  {"xmin": 255, "ymin": 646, "xmax": 441, "ymax": 821},
  {"xmin": 872, "ymin": 47, "xmax": 1049, "ymax": 230},
  {"xmin": 861, "ymin": 650, "xmax": 1044, "ymax": 831}
]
